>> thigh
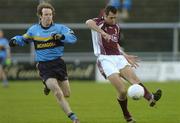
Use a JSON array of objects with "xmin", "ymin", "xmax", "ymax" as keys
[
  {"xmin": 120, "ymin": 65, "xmax": 140, "ymax": 84},
  {"xmin": 107, "ymin": 73, "xmax": 127, "ymax": 96},
  {"xmin": 45, "ymin": 78, "xmax": 62, "ymax": 93},
  {"xmin": 97, "ymin": 58, "xmax": 119, "ymax": 78},
  {"xmin": 116, "ymin": 55, "xmax": 131, "ymax": 70},
  {"xmin": 56, "ymin": 58, "xmax": 68, "ymax": 81},
  {"xmin": 58, "ymin": 80, "xmax": 71, "ymax": 97}
]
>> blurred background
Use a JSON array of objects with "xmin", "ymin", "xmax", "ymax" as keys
[{"xmin": 0, "ymin": 0, "xmax": 179, "ymax": 82}]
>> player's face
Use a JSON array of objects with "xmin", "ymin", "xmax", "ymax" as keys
[
  {"xmin": 104, "ymin": 12, "xmax": 118, "ymax": 25},
  {"xmin": 40, "ymin": 8, "xmax": 53, "ymax": 27}
]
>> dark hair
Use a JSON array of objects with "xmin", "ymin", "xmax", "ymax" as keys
[
  {"xmin": 104, "ymin": 6, "xmax": 117, "ymax": 16},
  {"xmin": 37, "ymin": 2, "xmax": 55, "ymax": 17}
]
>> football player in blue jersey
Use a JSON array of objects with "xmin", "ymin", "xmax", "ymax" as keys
[
  {"xmin": 9, "ymin": 3, "xmax": 80, "ymax": 123},
  {"xmin": 0, "ymin": 29, "xmax": 11, "ymax": 87}
]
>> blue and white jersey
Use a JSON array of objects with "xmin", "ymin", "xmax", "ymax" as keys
[
  {"xmin": 0, "ymin": 38, "xmax": 9, "ymax": 59},
  {"xmin": 12, "ymin": 23, "xmax": 77, "ymax": 62}
]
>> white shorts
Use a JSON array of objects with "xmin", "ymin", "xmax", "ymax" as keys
[{"xmin": 97, "ymin": 55, "xmax": 130, "ymax": 78}]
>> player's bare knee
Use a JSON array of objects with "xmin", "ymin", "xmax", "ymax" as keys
[
  {"xmin": 64, "ymin": 90, "xmax": 71, "ymax": 98},
  {"xmin": 64, "ymin": 94, "xmax": 70, "ymax": 98},
  {"xmin": 46, "ymin": 78, "xmax": 59, "ymax": 90},
  {"xmin": 54, "ymin": 89, "xmax": 64, "ymax": 100}
]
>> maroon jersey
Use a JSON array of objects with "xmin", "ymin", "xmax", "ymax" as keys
[{"xmin": 91, "ymin": 17, "xmax": 122, "ymax": 56}]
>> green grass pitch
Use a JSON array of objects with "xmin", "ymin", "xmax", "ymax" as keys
[{"xmin": 0, "ymin": 80, "xmax": 180, "ymax": 123}]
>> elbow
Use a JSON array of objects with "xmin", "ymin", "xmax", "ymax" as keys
[
  {"xmin": 85, "ymin": 20, "xmax": 89, "ymax": 25},
  {"xmin": 71, "ymin": 39, "xmax": 77, "ymax": 44},
  {"xmin": 63, "ymin": 34, "xmax": 77, "ymax": 44},
  {"xmin": 69, "ymin": 35, "xmax": 77, "ymax": 44},
  {"xmin": 85, "ymin": 19, "xmax": 92, "ymax": 26}
]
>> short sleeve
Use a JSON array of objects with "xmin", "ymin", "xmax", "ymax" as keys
[{"xmin": 92, "ymin": 17, "xmax": 104, "ymax": 26}]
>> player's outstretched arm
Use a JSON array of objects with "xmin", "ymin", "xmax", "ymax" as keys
[
  {"xmin": 9, "ymin": 36, "xmax": 26, "ymax": 47},
  {"xmin": 9, "ymin": 39, "xmax": 18, "ymax": 47},
  {"xmin": 124, "ymin": 54, "xmax": 140, "ymax": 68},
  {"xmin": 86, "ymin": 19, "xmax": 111, "ymax": 41},
  {"xmin": 119, "ymin": 48, "xmax": 140, "ymax": 68},
  {"xmin": 86, "ymin": 19, "xmax": 103, "ymax": 34}
]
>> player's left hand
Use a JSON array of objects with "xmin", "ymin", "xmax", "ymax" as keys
[
  {"xmin": 52, "ymin": 33, "xmax": 64, "ymax": 40},
  {"xmin": 124, "ymin": 54, "xmax": 140, "ymax": 68}
]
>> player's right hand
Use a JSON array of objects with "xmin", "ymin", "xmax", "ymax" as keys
[
  {"xmin": 101, "ymin": 32, "xmax": 111, "ymax": 42},
  {"xmin": 124, "ymin": 54, "xmax": 140, "ymax": 68},
  {"xmin": 9, "ymin": 39, "xmax": 18, "ymax": 47}
]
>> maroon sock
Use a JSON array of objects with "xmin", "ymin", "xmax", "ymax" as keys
[
  {"xmin": 117, "ymin": 98, "xmax": 131, "ymax": 119},
  {"xmin": 139, "ymin": 83, "xmax": 152, "ymax": 101}
]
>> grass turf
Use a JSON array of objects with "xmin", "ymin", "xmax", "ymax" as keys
[{"xmin": 0, "ymin": 80, "xmax": 180, "ymax": 123}]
